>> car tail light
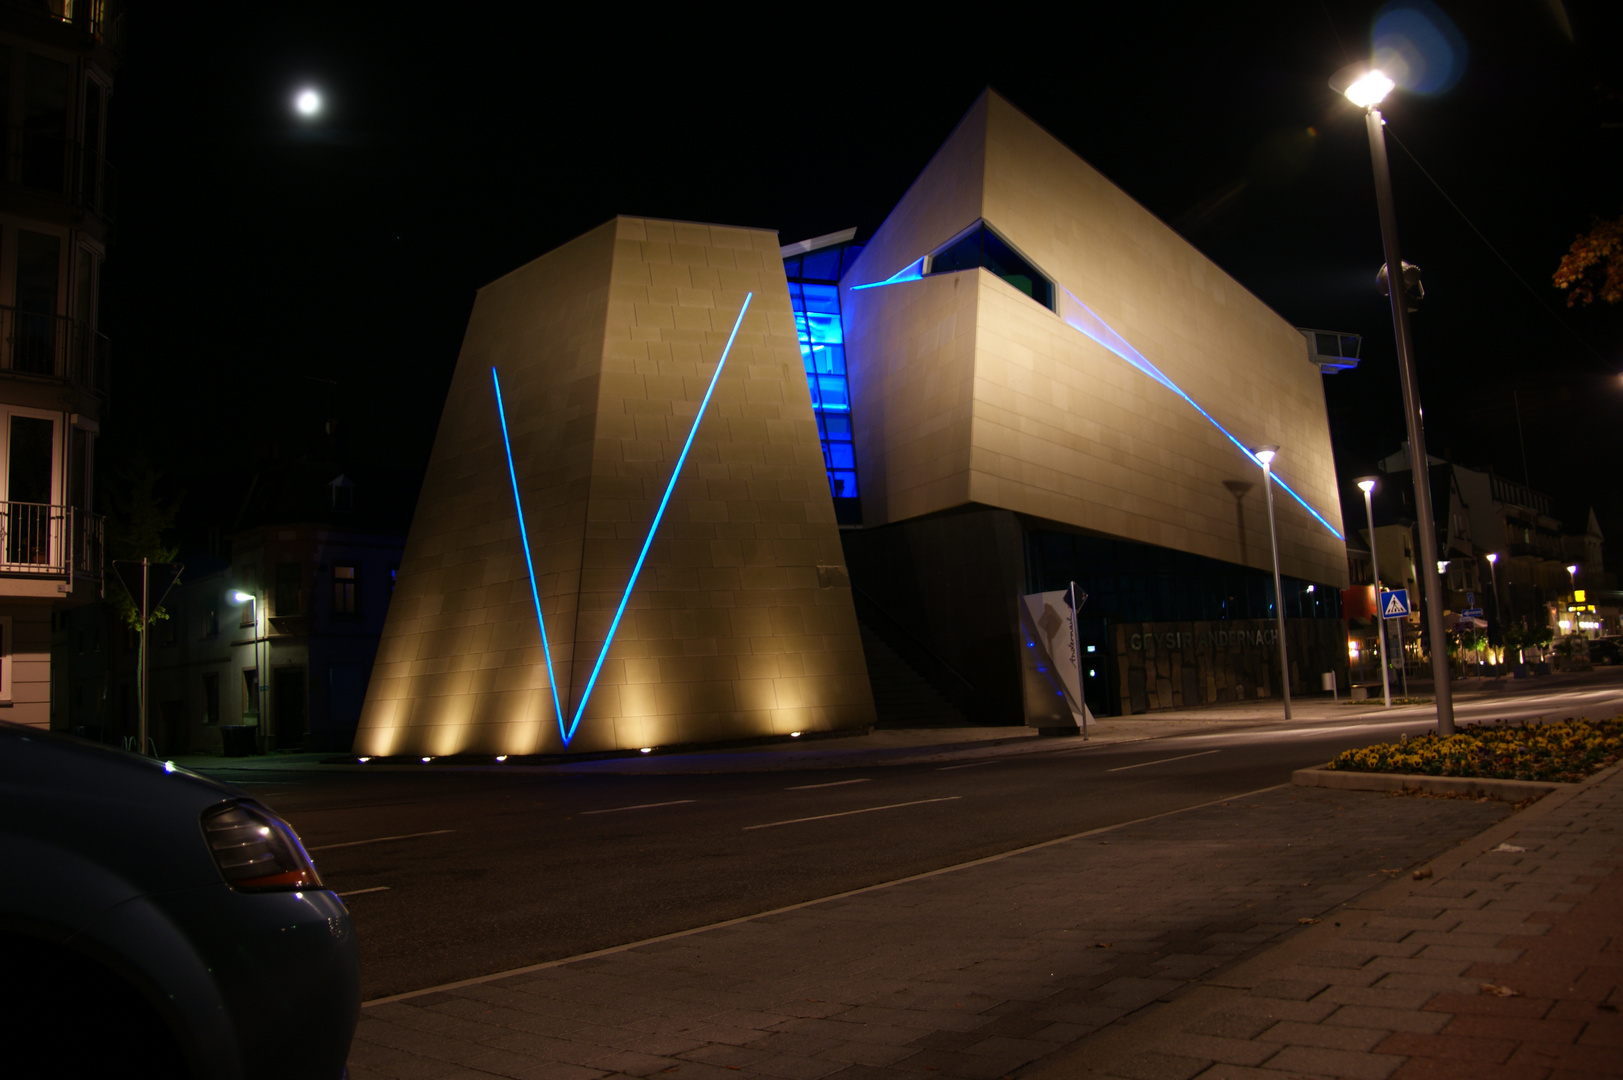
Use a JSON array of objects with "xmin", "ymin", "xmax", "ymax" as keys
[{"xmin": 202, "ymin": 801, "xmax": 323, "ymax": 891}]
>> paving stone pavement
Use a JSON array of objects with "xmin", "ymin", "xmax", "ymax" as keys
[
  {"xmin": 1025, "ymin": 764, "xmax": 1623, "ymax": 1080},
  {"xmin": 347, "ymin": 784, "xmax": 1516, "ymax": 1080}
]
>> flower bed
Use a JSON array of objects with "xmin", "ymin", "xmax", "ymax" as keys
[{"xmin": 1327, "ymin": 717, "xmax": 1623, "ymax": 784}]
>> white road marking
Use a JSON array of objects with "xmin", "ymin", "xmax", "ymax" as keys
[
  {"xmin": 786, "ymin": 778, "xmax": 871, "ymax": 790},
  {"xmin": 581, "ymin": 799, "xmax": 696, "ymax": 815},
  {"xmin": 744, "ymin": 796, "xmax": 960, "ymax": 831},
  {"xmin": 308, "ymin": 829, "xmax": 456, "ymax": 851},
  {"xmin": 336, "ymin": 886, "xmax": 391, "ymax": 897},
  {"xmin": 937, "ymin": 760, "xmax": 999, "ymax": 771},
  {"xmin": 1107, "ymin": 749, "xmax": 1220, "ymax": 772}
]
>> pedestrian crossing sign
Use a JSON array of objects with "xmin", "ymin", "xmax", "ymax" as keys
[{"xmin": 1380, "ymin": 589, "xmax": 1410, "ymax": 619}]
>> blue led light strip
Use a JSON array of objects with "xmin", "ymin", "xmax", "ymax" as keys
[
  {"xmin": 849, "ymin": 257, "xmax": 925, "ymax": 291},
  {"xmin": 1054, "ymin": 285, "xmax": 1343, "ymax": 540},
  {"xmin": 847, "ymin": 262, "xmax": 1342, "ymax": 541},
  {"xmin": 562, "ymin": 292, "xmax": 755, "ymax": 744},
  {"xmin": 491, "ymin": 367, "xmax": 566, "ymax": 733}
]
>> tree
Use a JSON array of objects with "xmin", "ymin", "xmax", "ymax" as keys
[
  {"xmin": 1553, "ymin": 212, "xmax": 1623, "ymax": 307},
  {"xmin": 103, "ymin": 453, "xmax": 182, "ymax": 631}
]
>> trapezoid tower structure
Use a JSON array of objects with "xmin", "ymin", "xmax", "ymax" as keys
[{"xmin": 353, "ymin": 217, "xmax": 875, "ymax": 757}]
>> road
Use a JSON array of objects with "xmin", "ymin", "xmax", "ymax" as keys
[{"xmin": 206, "ymin": 676, "xmax": 1623, "ymax": 999}]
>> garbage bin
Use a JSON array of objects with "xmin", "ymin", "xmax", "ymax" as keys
[{"xmin": 221, "ymin": 725, "xmax": 257, "ymax": 758}]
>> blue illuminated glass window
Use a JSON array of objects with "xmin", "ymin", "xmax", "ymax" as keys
[
  {"xmin": 785, "ymin": 238, "xmax": 864, "ymax": 516},
  {"xmin": 927, "ymin": 222, "xmax": 1053, "ymax": 310}
]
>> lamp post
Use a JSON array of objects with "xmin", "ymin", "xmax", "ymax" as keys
[
  {"xmin": 1333, "ymin": 64, "xmax": 1455, "ymax": 734},
  {"xmin": 232, "ymin": 589, "xmax": 268, "ymax": 751},
  {"xmin": 1255, "ymin": 445, "xmax": 1291, "ymax": 719},
  {"xmin": 1356, "ymin": 477, "xmax": 1391, "ymax": 708},
  {"xmin": 1485, "ymin": 552, "xmax": 1501, "ymax": 664}
]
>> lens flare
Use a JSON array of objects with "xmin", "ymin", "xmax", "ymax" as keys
[{"xmin": 1372, "ymin": 1, "xmax": 1467, "ymax": 95}]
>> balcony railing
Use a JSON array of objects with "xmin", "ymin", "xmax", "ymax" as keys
[
  {"xmin": 0, "ymin": 306, "xmax": 108, "ymax": 394},
  {"xmin": 0, "ymin": 502, "xmax": 102, "ymax": 578}
]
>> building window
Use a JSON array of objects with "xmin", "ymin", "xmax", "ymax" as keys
[
  {"xmin": 202, "ymin": 672, "xmax": 219, "ymax": 725},
  {"xmin": 333, "ymin": 565, "xmax": 357, "ymax": 615},
  {"xmin": 202, "ymin": 605, "xmax": 217, "ymax": 639},
  {"xmin": 784, "ymin": 236, "xmax": 865, "ymax": 521},
  {"xmin": 275, "ymin": 562, "xmax": 303, "ymax": 616},
  {"xmin": 238, "ymin": 594, "xmax": 256, "ymax": 628},
  {"xmin": 926, "ymin": 222, "xmax": 1054, "ymax": 310},
  {"xmin": 389, "ymin": 565, "xmax": 398, "ymax": 593},
  {"xmin": 242, "ymin": 668, "xmax": 258, "ymax": 718}
]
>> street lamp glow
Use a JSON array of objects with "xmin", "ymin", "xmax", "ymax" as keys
[
  {"xmin": 295, "ymin": 88, "xmax": 322, "ymax": 117},
  {"xmin": 1344, "ymin": 70, "xmax": 1395, "ymax": 108},
  {"xmin": 1567, "ymin": 564, "xmax": 1579, "ymax": 577},
  {"xmin": 231, "ymin": 590, "xmax": 253, "ymax": 604},
  {"xmin": 1437, "ymin": 561, "xmax": 1448, "ymax": 575},
  {"xmin": 1356, "ymin": 477, "xmax": 1376, "ymax": 494},
  {"xmin": 1254, "ymin": 445, "xmax": 1278, "ymax": 466},
  {"xmin": 1485, "ymin": 552, "xmax": 1497, "ymax": 564}
]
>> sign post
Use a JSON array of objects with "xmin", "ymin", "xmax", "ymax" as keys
[
  {"xmin": 1068, "ymin": 581, "xmax": 1088, "ymax": 740},
  {"xmin": 1379, "ymin": 589, "xmax": 1410, "ymax": 702}
]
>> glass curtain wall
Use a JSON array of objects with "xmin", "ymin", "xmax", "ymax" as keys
[{"xmin": 783, "ymin": 240, "xmax": 864, "ymax": 525}]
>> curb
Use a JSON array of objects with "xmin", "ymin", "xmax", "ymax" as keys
[
  {"xmin": 1020, "ymin": 761, "xmax": 1623, "ymax": 1079},
  {"xmin": 1291, "ymin": 763, "xmax": 1570, "ymax": 800}
]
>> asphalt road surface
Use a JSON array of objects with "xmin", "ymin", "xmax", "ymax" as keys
[{"xmin": 214, "ymin": 679, "xmax": 1623, "ymax": 999}]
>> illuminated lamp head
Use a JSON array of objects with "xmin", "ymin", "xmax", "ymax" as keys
[
  {"xmin": 1254, "ymin": 445, "xmax": 1278, "ymax": 468},
  {"xmin": 1485, "ymin": 553, "xmax": 1497, "ymax": 564},
  {"xmin": 1356, "ymin": 476, "xmax": 1377, "ymax": 494},
  {"xmin": 231, "ymin": 590, "xmax": 253, "ymax": 604},
  {"xmin": 1330, "ymin": 63, "xmax": 1395, "ymax": 108}
]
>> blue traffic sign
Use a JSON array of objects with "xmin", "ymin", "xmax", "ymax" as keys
[
  {"xmin": 1379, "ymin": 589, "xmax": 1410, "ymax": 619},
  {"xmin": 1462, "ymin": 608, "xmax": 1484, "ymax": 619}
]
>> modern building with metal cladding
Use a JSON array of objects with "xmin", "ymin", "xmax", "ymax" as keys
[{"xmin": 356, "ymin": 89, "xmax": 1351, "ymax": 756}]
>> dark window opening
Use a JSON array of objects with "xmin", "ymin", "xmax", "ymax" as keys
[
  {"xmin": 22, "ymin": 53, "xmax": 68, "ymax": 192},
  {"xmin": 202, "ymin": 673, "xmax": 219, "ymax": 725},
  {"xmin": 333, "ymin": 565, "xmax": 357, "ymax": 615},
  {"xmin": 927, "ymin": 222, "xmax": 1054, "ymax": 310},
  {"xmin": 275, "ymin": 562, "xmax": 303, "ymax": 616}
]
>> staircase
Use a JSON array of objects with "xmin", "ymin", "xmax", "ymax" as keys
[{"xmin": 856, "ymin": 616, "xmax": 972, "ymax": 728}]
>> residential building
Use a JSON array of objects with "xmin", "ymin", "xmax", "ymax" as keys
[{"xmin": 0, "ymin": 1, "xmax": 120, "ymax": 729}]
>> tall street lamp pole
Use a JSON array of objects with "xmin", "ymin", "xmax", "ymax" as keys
[
  {"xmin": 1356, "ymin": 477, "xmax": 1391, "ymax": 708},
  {"xmin": 1334, "ymin": 65, "xmax": 1455, "ymax": 735},
  {"xmin": 1486, "ymin": 552, "xmax": 1501, "ymax": 660},
  {"xmin": 1255, "ymin": 445, "xmax": 1291, "ymax": 719}
]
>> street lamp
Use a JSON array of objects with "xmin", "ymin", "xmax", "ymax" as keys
[
  {"xmin": 232, "ymin": 588, "xmax": 267, "ymax": 751},
  {"xmin": 1356, "ymin": 477, "xmax": 1391, "ymax": 707},
  {"xmin": 1485, "ymin": 553, "xmax": 1501, "ymax": 659},
  {"xmin": 1255, "ymin": 445, "xmax": 1291, "ymax": 719},
  {"xmin": 1333, "ymin": 62, "xmax": 1456, "ymax": 735}
]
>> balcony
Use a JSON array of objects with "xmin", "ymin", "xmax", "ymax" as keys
[
  {"xmin": 0, "ymin": 502, "xmax": 102, "ymax": 586},
  {"xmin": 0, "ymin": 306, "xmax": 108, "ymax": 395},
  {"xmin": 3, "ymin": 129, "xmax": 117, "ymax": 220}
]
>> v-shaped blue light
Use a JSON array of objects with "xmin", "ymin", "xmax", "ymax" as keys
[{"xmin": 492, "ymin": 293, "xmax": 754, "ymax": 747}]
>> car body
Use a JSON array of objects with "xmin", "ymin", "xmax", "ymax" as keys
[
  {"xmin": 0, "ymin": 721, "xmax": 359, "ymax": 1078},
  {"xmin": 1587, "ymin": 636, "xmax": 1622, "ymax": 666}
]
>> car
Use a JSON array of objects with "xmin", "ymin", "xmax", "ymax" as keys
[
  {"xmin": 0, "ymin": 721, "xmax": 359, "ymax": 1078},
  {"xmin": 1587, "ymin": 637, "xmax": 1622, "ymax": 666}
]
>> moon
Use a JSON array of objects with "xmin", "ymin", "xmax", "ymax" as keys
[{"xmin": 295, "ymin": 88, "xmax": 322, "ymax": 117}]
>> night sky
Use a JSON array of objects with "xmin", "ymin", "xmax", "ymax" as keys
[{"xmin": 108, "ymin": 3, "xmax": 1622, "ymax": 564}]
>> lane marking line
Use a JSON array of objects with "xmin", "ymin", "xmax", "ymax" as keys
[
  {"xmin": 363, "ymin": 781, "xmax": 1289, "ymax": 1007},
  {"xmin": 1107, "ymin": 749, "xmax": 1220, "ymax": 772},
  {"xmin": 308, "ymin": 829, "xmax": 455, "ymax": 852},
  {"xmin": 786, "ymin": 778, "xmax": 871, "ymax": 790},
  {"xmin": 937, "ymin": 761, "xmax": 999, "ymax": 771},
  {"xmin": 581, "ymin": 800, "xmax": 696, "ymax": 816},
  {"xmin": 337, "ymin": 886, "xmax": 391, "ymax": 897},
  {"xmin": 744, "ymin": 796, "xmax": 960, "ymax": 831}
]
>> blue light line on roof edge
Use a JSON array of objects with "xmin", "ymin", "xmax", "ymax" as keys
[
  {"xmin": 846, "ymin": 258, "xmax": 1342, "ymax": 541},
  {"xmin": 491, "ymin": 367, "xmax": 566, "ymax": 737},
  {"xmin": 849, "ymin": 257, "xmax": 925, "ymax": 291},
  {"xmin": 563, "ymin": 292, "xmax": 755, "ymax": 744}
]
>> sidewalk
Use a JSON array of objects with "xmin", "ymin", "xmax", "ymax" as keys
[
  {"xmin": 338, "ymin": 765, "xmax": 1623, "ymax": 1079},
  {"xmin": 1025, "ymin": 764, "xmax": 1623, "ymax": 1080}
]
